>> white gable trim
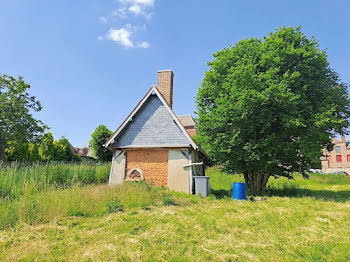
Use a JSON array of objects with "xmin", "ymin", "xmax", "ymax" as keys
[{"xmin": 104, "ymin": 86, "xmax": 198, "ymax": 149}]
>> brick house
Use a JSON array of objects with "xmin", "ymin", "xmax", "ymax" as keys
[
  {"xmin": 321, "ymin": 136, "xmax": 350, "ymax": 173},
  {"xmin": 73, "ymin": 146, "xmax": 95, "ymax": 160},
  {"xmin": 104, "ymin": 70, "xmax": 206, "ymax": 193}
]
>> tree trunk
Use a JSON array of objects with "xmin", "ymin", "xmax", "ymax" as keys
[
  {"xmin": 0, "ymin": 143, "xmax": 6, "ymax": 163},
  {"xmin": 243, "ymin": 172, "xmax": 270, "ymax": 194}
]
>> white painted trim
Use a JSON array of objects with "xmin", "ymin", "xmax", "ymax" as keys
[
  {"xmin": 188, "ymin": 152, "xmax": 193, "ymax": 194},
  {"xmin": 189, "ymin": 115, "xmax": 196, "ymax": 126},
  {"xmin": 183, "ymin": 162, "xmax": 203, "ymax": 167},
  {"xmin": 108, "ymin": 150, "xmax": 115, "ymax": 186},
  {"xmin": 104, "ymin": 86, "xmax": 198, "ymax": 150},
  {"xmin": 123, "ymin": 152, "xmax": 126, "ymax": 181},
  {"xmin": 104, "ymin": 88, "xmax": 155, "ymax": 147},
  {"xmin": 112, "ymin": 144, "xmax": 191, "ymax": 149}
]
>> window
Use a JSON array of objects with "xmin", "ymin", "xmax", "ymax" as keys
[
  {"xmin": 335, "ymin": 146, "xmax": 341, "ymax": 153},
  {"xmin": 336, "ymin": 155, "xmax": 342, "ymax": 162},
  {"xmin": 347, "ymin": 155, "xmax": 350, "ymax": 162}
]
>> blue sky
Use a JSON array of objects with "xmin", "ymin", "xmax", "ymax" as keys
[{"xmin": 0, "ymin": 0, "xmax": 349, "ymax": 147}]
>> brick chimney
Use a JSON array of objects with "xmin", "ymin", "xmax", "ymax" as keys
[
  {"xmin": 341, "ymin": 135, "xmax": 346, "ymax": 142},
  {"xmin": 157, "ymin": 70, "xmax": 174, "ymax": 108}
]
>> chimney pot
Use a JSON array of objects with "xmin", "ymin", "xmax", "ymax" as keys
[{"xmin": 157, "ymin": 70, "xmax": 174, "ymax": 108}]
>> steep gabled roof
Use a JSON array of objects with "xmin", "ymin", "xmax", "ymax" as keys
[{"xmin": 104, "ymin": 86, "xmax": 198, "ymax": 150}]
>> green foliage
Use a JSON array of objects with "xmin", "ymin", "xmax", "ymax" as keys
[
  {"xmin": 0, "ymin": 74, "xmax": 46, "ymax": 161},
  {"xmin": 196, "ymin": 26, "xmax": 350, "ymax": 192},
  {"xmin": 106, "ymin": 197, "xmax": 124, "ymax": 213},
  {"xmin": 53, "ymin": 137, "xmax": 76, "ymax": 161},
  {"xmin": 5, "ymin": 141, "xmax": 30, "ymax": 162},
  {"xmin": 5, "ymin": 134, "xmax": 80, "ymax": 163},
  {"xmin": 0, "ymin": 75, "xmax": 77, "ymax": 163},
  {"xmin": 38, "ymin": 132, "xmax": 55, "ymax": 161},
  {"xmin": 90, "ymin": 125, "xmax": 113, "ymax": 161},
  {"xmin": 27, "ymin": 143, "xmax": 40, "ymax": 161}
]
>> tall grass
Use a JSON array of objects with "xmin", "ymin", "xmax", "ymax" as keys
[
  {"xmin": 0, "ymin": 162, "xmax": 110, "ymax": 201},
  {"xmin": 0, "ymin": 161, "xmax": 195, "ymax": 229},
  {"xmin": 0, "ymin": 164, "xmax": 349, "ymax": 230},
  {"xmin": 0, "ymin": 165, "xmax": 349, "ymax": 261},
  {"xmin": 0, "ymin": 182, "xmax": 194, "ymax": 229}
]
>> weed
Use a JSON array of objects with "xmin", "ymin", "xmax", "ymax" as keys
[
  {"xmin": 162, "ymin": 194, "xmax": 178, "ymax": 206},
  {"xmin": 106, "ymin": 197, "xmax": 124, "ymax": 213}
]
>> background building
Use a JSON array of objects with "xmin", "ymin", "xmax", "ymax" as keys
[{"xmin": 321, "ymin": 136, "xmax": 350, "ymax": 173}]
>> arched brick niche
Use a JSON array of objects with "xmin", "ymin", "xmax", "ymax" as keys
[{"xmin": 125, "ymin": 168, "xmax": 144, "ymax": 182}]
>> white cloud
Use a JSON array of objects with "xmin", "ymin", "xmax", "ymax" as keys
[
  {"xmin": 99, "ymin": 0, "xmax": 155, "ymax": 49},
  {"xmin": 119, "ymin": 0, "xmax": 155, "ymax": 7},
  {"xmin": 116, "ymin": 0, "xmax": 154, "ymax": 18},
  {"xmin": 103, "ymin": 28, "xmax": 150, "ymax": 49},
  {"xmin": 139, "ymin": 41, "xmax": 150, "ymax": 48},
  {"xmin": 107, "ymin": 28, "xmax": 134, "ymax": 48},
  {"xmin": 129, "ymin": 4, "xmax": 142, "ymax": 15},
  {"xmin": 125, "ymin": 23, "xmax": 147, "ymax": 32},
  {"xmin": 112, "ymin": 7, "xmax": 128, "ymax": 18}
]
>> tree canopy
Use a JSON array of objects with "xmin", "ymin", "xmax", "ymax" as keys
[
  {"xmin": 196, "ymin": 26, "xmax": 350, "ymax": 193},
  {"xmin": 53, "ymin": 137, "xmax": 77, "ymax": 162},
  {"xmin": 0, "ymin": 75, "xmax": 46, "ymax": 162},
  {"xmin": 90, "ymin": 125, "xmax": 113, "ymax": 161},
  {"xmin": 5, "ymin": 132, "xmax": 80, "ymax": 162}
]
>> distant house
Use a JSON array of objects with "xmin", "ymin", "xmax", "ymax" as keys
[
  {"xmin": 321, "ymin": 136, "xmax": 350, "ymax": 173},
  {"xmin": 73, "ymin": 146, "xmax": 95, "ymax": 160},
  {"xmin": 104, "ymin": 70, "xmax": 206, "ymax": 193}
]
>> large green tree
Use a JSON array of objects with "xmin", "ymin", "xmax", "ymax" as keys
[
  {"xmin": 90, "ymin": 125, "xmax": 113, "ymax": 161},
  {"xmin": 196, "ymin": 27, "xmax": 350, "ymax": 193},
  {"xmin": 0, "ymin": 75, "xmax": 46, "ymax": 162},
  {"xmin": 5, "ymin": 140, "xmax": 30, "ymax": 161}
]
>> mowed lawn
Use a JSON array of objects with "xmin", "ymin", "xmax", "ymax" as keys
[{"xmin": 0, "ymin": 167, "xmax": 350, "ymax": 261}]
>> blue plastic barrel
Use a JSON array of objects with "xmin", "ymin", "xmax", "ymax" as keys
[{"xmin": 232, "ymin": 182, "xmax": 246, "ymax": 200}]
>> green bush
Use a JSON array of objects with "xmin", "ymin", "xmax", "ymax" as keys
[{"xmin": 106, "ymin": 197, "xmax": 124, "ymax": 213}]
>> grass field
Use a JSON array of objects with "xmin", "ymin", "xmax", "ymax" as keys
[
  {"xmin": 0, "ymin": 162, "xmax": 110, "ymax": 201},
  {"xmin": 0, "ymin": 166, "xmax": 350, "ymax": 261}
]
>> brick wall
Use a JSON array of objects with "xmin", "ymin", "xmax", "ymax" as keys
[
  {"xmin": 157, "ymin": 70, "xmax": 173, "ymax": 108},
  {"xmin": 126, "ymin": 150, "xmax": 168, "ymax": 186},
  {"xmin": 322, "ymin": 137, "xmax": 350, "ymax": 173}
]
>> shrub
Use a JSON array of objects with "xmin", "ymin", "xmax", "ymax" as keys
[{"xmin": 106, "ymin": 197, "xmax": 124, "ymax": 213}]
